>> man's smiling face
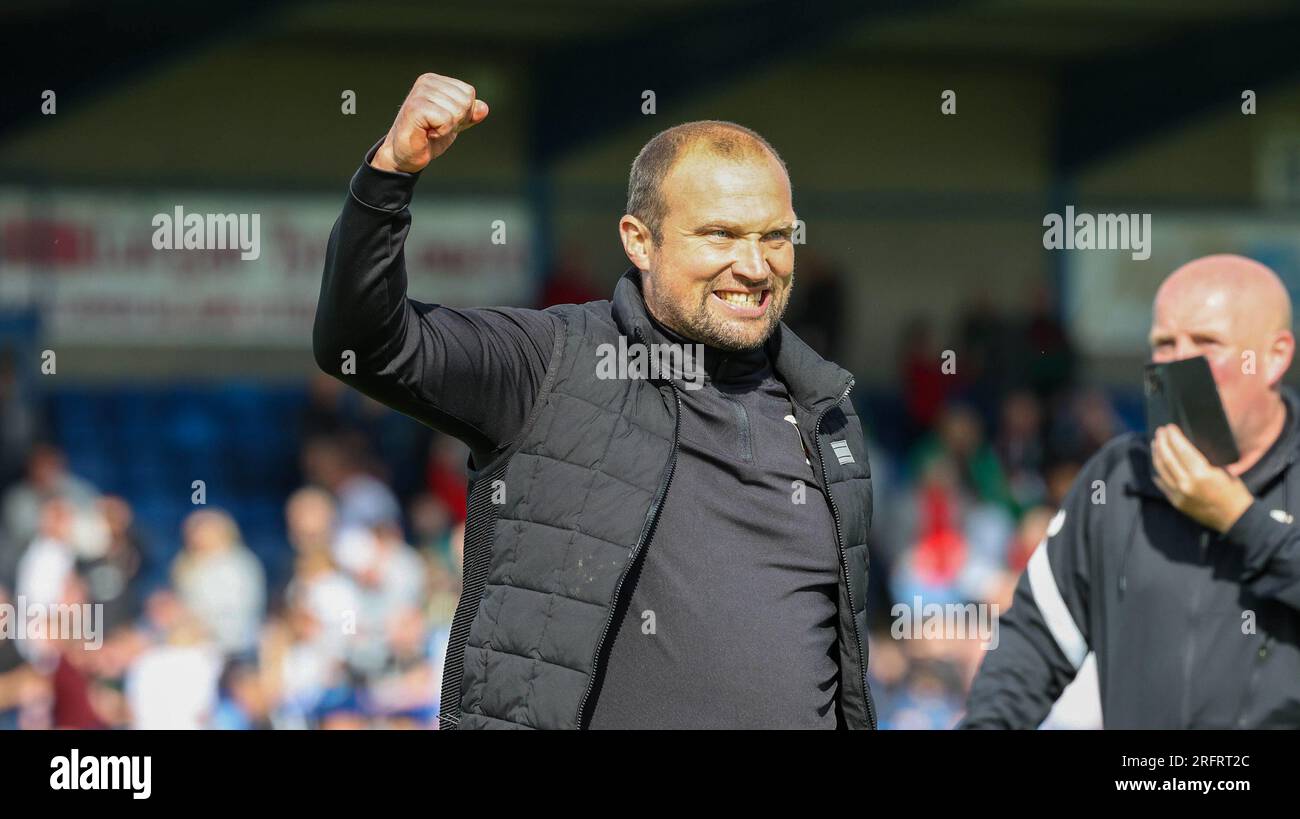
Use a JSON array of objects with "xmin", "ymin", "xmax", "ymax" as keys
[{"xmin": 636, "ymin": 145, "xmax": 796, "ymax": 351}]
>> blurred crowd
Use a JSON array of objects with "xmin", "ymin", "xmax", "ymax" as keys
[
  {"xmin": 864, "ymin": 281, "xmax": 1119, "ymax": 729},
  {"xmin": 0, "ymin": 379, "xmax": 467, "ymax": 730},
  {"xmin": 0, "ymin": 258, "xmax": 1129, "ymax": 730}
]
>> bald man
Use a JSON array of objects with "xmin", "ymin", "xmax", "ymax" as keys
[
  {"xmin": 315, "ymin": 74, "xmax": 876, "ymax": 729},
  {"xmin": 962, "ymin": 254, "xmax": 1300, "ymax": 729}
]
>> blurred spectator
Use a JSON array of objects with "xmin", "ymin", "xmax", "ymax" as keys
[
  {"xmin": 125, "ymin": 591, "xmax": 222, "ymax": 729},
  {"xmin": 286, "ymin": 486, "xmax": 336, "ymax": 557},
  {"xmin": 783, "ymin": 253, "xmax": 846, "ymax": 361},
  {"xmin": 424, "ymin": 552, "xmax": 460, "ymax": 626},
  {"xmin": 211, "ymin": 659, "xmax": 272, "ymax": 730},
  {"xmin": 356, "ymin": 521, "xmax": 425, "ymax": 623},
  {"xmin": 49, "ymin": 579, "xmax": 110, "ymax": 730},
  {"xmin": 956, "ymin": 293, "xmax": 1007, "ymax": 410},
  {"xmin": 365, "ymin": 605, "xmax": 437, "ymax": 726},
  {"xmin": 881, "ymin": 659, "xmax": 965, "ymax": 730},
  {"xmin": 409, "ymin": 492, "xmax": 455, "ymax": 558},
  {"xmin": 898, "ymin": 317, "xmax": 951, "ymax": 445},
  {"xmin": 345, "ymin": 521, "xmax": 426, "ymax": 675},
  {"xmin": 999, "ymin": 505, "xmax": 1055, "ymax": 606},
  {"xmin": 82, "ymin": 625, "xmax": 147, "ymax": 729},
  {"xmin": 302, "ymin": 436, "xmax": 401, "ymax": 535},
  {"xmin": 1049, "ymin": 386, "xmax": 1122, "ymax": 464},
  {"xmin": 537, "ymin": 244, "xmax": 601, "ymax": 308},
  {"xmin": 172, "ymin": 509, "xmax": 266, "ymax": 657},
  {"xmin": 0, "ymin": 585, "xmax": 43, "ymax": 730},
  {"xmin": 911, "ymin": 404, "xmax": 1016, "ymax": 516},
  {"xmin": 15, "ymin": 498, "xmax": 79, "ymax": 610},
  {"xmin": 425, "ymin": 435, "xmax": 469, "ymax": 528},
  {"xmin": 890, "ymin": 455, "xmax": 1014, "ymax": 606},
  {"xmin": 0, "ymin": 349, "xmax": 37, "ymax": 491},
  {"xmin": 77, "ymin": 496, "xmax": 146, "ymax": 634},
  {"xmin": 893, "ymin": 457, "xmax": 970, "ymax": 604},
  {"xmin": 1023, "ymin": 283, "xmax": 1076, "ymax": 401},
  {"xmin": 1, "ymin": 444, "xmax": 99, "ymax": 583},
  {"xmin": 259, "ymin": 594, "xmax": 346, "ymax": 729},
  {"xmin": 301, "ymin": 372, "xmax": 352, "ymax": 441},
  {"xmin": 995, "ymin": 390, "xmax": 1048, "ymax": 511},
  {"xmin": 1043, "ymin": 459, "xmax": 1082, "ymax": 509},
  {"xmin": 283, "ymin": 487, "xmax": 359, "ymax": 659}
]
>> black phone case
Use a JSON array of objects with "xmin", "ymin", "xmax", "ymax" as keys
[{"xmin": 1144, "ymin": 356, "xmax": 1241, "ymax": 466}]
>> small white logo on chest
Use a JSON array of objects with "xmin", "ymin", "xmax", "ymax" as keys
[{"xmin": 830, "ymin": 439, "xmax": 855, "ymax": 465}]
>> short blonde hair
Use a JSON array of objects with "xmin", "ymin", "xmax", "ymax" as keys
[{"xmin": 626, "ymin": 120, "xmax": 788, "ymax": 245}]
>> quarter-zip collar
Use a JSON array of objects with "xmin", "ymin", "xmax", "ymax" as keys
[
  {"xmin": 641, "ymin": 308, "xmax": 768, "ymax": 387},
  {"xmin": 610, "ymin": 266, "xmax": 853, "ymax": 406}
]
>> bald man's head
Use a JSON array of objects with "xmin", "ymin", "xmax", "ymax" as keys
[
  {"xmin": 1150, "ymin": 253, "xmax": 1295, "ymax": 459},
  {"xmin": 1153, "ymin": 254, "xmax": 1292, "ymax": 342}
]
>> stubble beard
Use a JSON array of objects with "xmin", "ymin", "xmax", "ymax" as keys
[{"xmin": 647, "ymin": 269, "xmax": 794, "ymax": 353}]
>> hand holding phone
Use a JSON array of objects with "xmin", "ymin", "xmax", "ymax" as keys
[{"xmin": 1144, "ymin": 356, "xmax": 1240, "ymax": 466}]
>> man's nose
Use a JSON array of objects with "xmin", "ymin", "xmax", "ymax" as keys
[
  {"xmin": 730, "ymin": 238, "xmax": 769, "ymax": 283},
  {"xmin": 1174, "ymin": 336, "xmax": 1199, "ymax": 359}
]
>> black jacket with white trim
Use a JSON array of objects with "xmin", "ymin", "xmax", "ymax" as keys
[{"xmin": 962, "ymin": 388, "xmax": 1300, "ymax": 729}]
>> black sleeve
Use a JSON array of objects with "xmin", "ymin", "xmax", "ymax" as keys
[
  {"xmin": 313, "ymin": 139, "xmax": 561, "ymax": 466},
  {"xmin": 1223, "ymin": 499, "xmax": 1300, "ymax": 610}
]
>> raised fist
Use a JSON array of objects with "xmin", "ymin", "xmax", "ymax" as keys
[{"xmin": 371, "ymin": 73, "xmax": 489, "ymax": 173}]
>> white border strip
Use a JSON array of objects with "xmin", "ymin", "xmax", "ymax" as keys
[{"xmin": 1027, "ymin": 538, "xmax": 1088, "ymax": 670}]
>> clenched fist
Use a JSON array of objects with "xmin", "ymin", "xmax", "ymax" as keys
[{"xmin": 371, "ymin": 73, "xmax": 489, "ymax": 174}]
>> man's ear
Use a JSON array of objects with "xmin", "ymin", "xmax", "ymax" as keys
[
  {"xmin": 1265, "ymin": 330, "xmax": 1295, "ymax": 386},
  {"xmin": 618, "ymin": 215, "xmax": 653, "ymax": 273}
]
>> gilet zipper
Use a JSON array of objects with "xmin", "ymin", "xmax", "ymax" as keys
[
  {"xmin": 813, "ymin": 378, "xmax": 876, "ymax": 729},
  {"xmin": 575, "ymin": 359, "xmax": 682, "ymax": 728}
]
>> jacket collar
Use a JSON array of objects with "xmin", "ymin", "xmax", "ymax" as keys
[
  {"xmin": 610, "ymin": 266, "xmax": 854, "ymax": 410},
  {"xmin": 1126, "ymin": 386, "xmax": 1300, "ymax": 499}
]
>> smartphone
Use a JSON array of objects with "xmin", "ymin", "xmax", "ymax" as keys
[{"xmin": 1144, "ymin": 356, "xmax": 1240, "ymax": 466}]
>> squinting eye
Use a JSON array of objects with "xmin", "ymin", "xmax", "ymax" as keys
[{"xmin": 711, "ymin": 229, "xmax": 730, "ymax": 238}]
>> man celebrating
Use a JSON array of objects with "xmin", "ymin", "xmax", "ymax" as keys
[
  {"xmin": 314, "ymin": 73, "xmax": 875, "ymax": 729},
  {"xmin": 963, "ymin": 254, "xmax": 1300, "ymax": 729}
]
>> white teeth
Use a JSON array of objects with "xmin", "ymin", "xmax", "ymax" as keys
[{"xmin": 718, "ymin": 291, "xmax": 761, "ymax": 307}]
